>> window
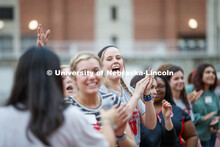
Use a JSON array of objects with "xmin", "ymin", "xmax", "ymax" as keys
[
  {"xmin": 177, "ymin": 34, "xmax": 206, "ymax": 51},
  {"xmin": 21, "ymin": 36, "xmax": 37, "ymax": 51},
  {"xmin": 111, "ymin": 6, "xmax": 117, "ymax": 21},
  {"xmin": 0, "ymin": 36, "xmax": 13, "ymax": 55},
  {"xmin": 0, "ymin": 7, "xmax": 13, "ymax": 20}
]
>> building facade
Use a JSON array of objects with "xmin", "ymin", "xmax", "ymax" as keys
[{"xmin": 0, "ymin": 0, "xmax": 220, "ymax": 102}]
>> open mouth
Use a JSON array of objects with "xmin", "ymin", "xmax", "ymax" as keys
[
  {"xmin": 66, "ymin": 85, "xmax": 73, "ymax": 91},
  {"xmin": 112, "ymin": 67, "xmax": 120, "ymax": 72}
]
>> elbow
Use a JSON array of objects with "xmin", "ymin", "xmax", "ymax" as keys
[
  {"xmin": 185, "ymin": 135, "xmax": 199, "ymax": 146},
  {"xmin": 130, "ymin": 141, "xmax": 137, "ymax": 147},
  {"xmin": 142, "ymin": 113, "xmax": 157, "ymax": 130},
  {"xmin": 148, "ymin": 123, "xmax": 156, "ymax": 130},
  {"xmin": 191, "ymin": 135, "xmax": 198, "ymax": 142},
  {"xmin": 146, "ymin": 120, "xmax": 157, "ymax": 130}
]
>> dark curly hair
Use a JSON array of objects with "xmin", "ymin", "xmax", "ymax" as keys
[{"xmin": 193, "ymin": 63, "xmax": 217, "ymax": 91}]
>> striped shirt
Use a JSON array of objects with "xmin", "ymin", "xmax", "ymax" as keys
[
  {"xmin": 99, "ymin": 85, "xmax": 145, "ymax": 147},
  {"xmin": 64, "ymin": 93, "xmax": 121, "ymax": 131}
]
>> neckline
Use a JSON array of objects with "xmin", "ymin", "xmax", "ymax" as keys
[
  {"xmin": 111, "ymin": 85, "xmax": 123, "ymax": 96},
  {"xmin": 156, "ymin": 110, "xmax": 162, "ymax": 115},
  {"xmin": 71, "ymin": 94, "xmax": 103, "ymax": 111}
]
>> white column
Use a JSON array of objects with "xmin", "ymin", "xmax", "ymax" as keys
[
  {"xmin": 14, "ymin": 0, "xmax": 20, "ymax": 57},
  {"xmin": 207, "ymin": 0, "xmax": 218, "ymax": 55},
  {"xmin": 95, "ymin": 0, "xmax": 133, "ymax": 56}
]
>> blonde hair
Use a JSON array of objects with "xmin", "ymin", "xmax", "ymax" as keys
[
  {"xmin": 70, "ymin": 52, "xmax": 101, "ymax": 76},
  {"xmin": 98, "ymin": 46, "xmax": 132, "ymax": 97}
]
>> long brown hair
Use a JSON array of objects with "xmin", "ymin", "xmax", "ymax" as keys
[
  {"xmin": 193, "ymin": 63, "xmax": 217, "ymax": 91},
  {"xmin": 166, "ymin": 65, "xmax": 190, "ymax": 110}
]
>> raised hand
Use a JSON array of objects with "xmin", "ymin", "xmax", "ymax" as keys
[
  {"xmin": 37, "ymin": 24, "xmax": 50, "ymax": 46},
  {"xmin": 143, "ymin": 68, "xmax": 154, "ymax": 95},
  {"xmin": 162, "ymin": 100, "xmax": 172, "ymax": 119},
  {"xmin": 133, "ymin": 69, "xmax": 154, "ymax": 98},
  {"xmin": 187, "ymin": 90, "xmax": 203, "ymax": 104},
  {"xmin": 132, "ymin": 77, "xmax": 149, "ymax": 98},
  {"xmin": 161, "ymin": 100, "xmax": 173, "ymax": 131}
]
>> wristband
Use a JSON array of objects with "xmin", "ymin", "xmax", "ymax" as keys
[
  {"xmin": 116, "ymin": 132, "xmax": 127, "ymax": 143},
  {"xmin": 143, "ymin": 93, "xmax": 152, "ymax": 101}
]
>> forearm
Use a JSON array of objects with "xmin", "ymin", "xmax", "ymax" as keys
[
  {"xmin": 117, "ymin": 124, "xmax": 136, "ymax": 147},
  {"xmin": 164, "ymin": 117, "xmax": 173, "ymax": 131},
  {"xmin": 127, "ymin": 95, "xmax": 140, "ymax": 115},
  {"xmin": 162, "ymin": 128, "xmax": 177, "ymax": 146},
  {"xmin": 142, "ymin": 100, "xmax": 156, "ymax": 130},
  {"xmin": 101, "ymin": 122, "xmax": 116, "ymax": 147},
  {"xmin": 185, "ymin": 136, "xmax": 198, "ymax": 147},
  {"xmin": 117, "ymin": 136, "xmax": 136, "ymax": 147}
]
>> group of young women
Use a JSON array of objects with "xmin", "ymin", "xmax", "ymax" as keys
[
  {"xmin": 0, "ymin": 24, "xmax": 219, "ymax": 147},
  {"xmin": 0, "ymin": 46, "xmax": 118, "ymax": 146},
  {"xmin": 157, "ymin": 64, "xmax": 220, "ymax": 147},
  {"xmin": 37, "ymin": 24, "xmax": 159, "ymax": 146}
]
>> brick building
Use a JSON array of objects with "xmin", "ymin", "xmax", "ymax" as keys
[
  {"xmin": 0, "ymin": 0, "xmax": 220, "ymax": 101},
  {"xmin": 18, "ymin": 0, "xmax": 207, "ymax": 55}
]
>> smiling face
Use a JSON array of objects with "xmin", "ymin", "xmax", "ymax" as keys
[
  {"xmin": 61, "ymin": 67, "xmax": 77, "ymax": 97},
  {"xmin": 154, "ymin": 77, "xmax": 166, "ymax": 104},
  {"xmin": 202, "ymin": 66, "xmax": 216, "ymax": 86},
  {"xmin": 101, "ymin": 47, "xmax": 124, "ymax": 80},
  {"xmin": 75, "ymin": 58, "xmax": 102, "ymax": 95},
  {"xmin": 169, "ymin": 70, "xmax": 185, "ymax": 92}
]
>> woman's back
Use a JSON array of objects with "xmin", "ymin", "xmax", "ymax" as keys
[
  {"xmin": 1, "ymin": 46, "xmax": 111, "ymax": 146},
  {"xmin": 0, "ymin": 105, "xmax": 108, "ymax": 147}
]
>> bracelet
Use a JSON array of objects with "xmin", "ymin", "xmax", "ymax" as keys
[
  {"xmin": 143, "ymin": 93, "xmax": 152, "ymax": 101},
  {"xmin": 116, "ymin": 132, "xmax": 127, "ymax": 143}
]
